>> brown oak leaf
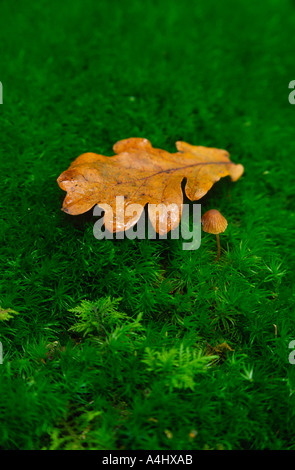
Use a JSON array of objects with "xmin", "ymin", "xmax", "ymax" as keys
[{"xmin": 57, "ymin": 137, "xmax": 244, "ymax": 234}]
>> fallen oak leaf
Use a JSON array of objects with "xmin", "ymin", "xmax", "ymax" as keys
[{"xmin": 57, "ymin": 137, "xmax": 244, "ymax": 234}]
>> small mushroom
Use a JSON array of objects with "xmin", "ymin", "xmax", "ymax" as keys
[{"xmin": 201, "ymin": 209, "xmax": 228, "ymax": 261}]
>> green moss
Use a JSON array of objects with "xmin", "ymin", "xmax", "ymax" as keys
[{"xmin": 0, "ymin": 0, "xmax": 295, "ymax": 450}]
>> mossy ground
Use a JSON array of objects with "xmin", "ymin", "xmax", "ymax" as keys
[{"xmin": 1, "ymin": 0, "xmax": 295, "ymax": 450}]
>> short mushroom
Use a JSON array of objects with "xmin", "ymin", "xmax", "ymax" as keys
[{"xmin": 201, "ymin": 209, "xmax": 228, "ymax": 261}]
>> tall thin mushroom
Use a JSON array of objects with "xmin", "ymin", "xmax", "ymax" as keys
[{"xmin": 201, "ymin": 209, "xmax": 228, "ymax": 261}]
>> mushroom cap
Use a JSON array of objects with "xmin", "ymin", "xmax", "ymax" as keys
[{"xmin": 201, "ymin": 209, "xmax": 228, "ymax": 235}]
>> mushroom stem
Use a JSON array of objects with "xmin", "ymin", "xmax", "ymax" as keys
[{"xmin": 215, "ymin": 234, "xmax": 221, "ymax": 261}]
